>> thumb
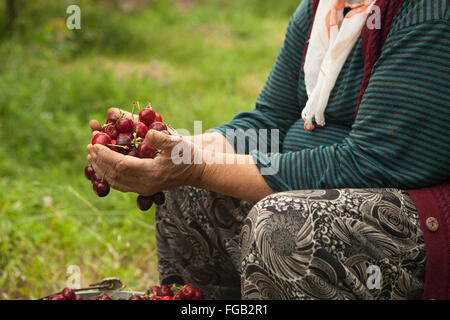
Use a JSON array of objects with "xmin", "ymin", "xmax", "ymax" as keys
[{"xmin": 144, "ymin": 129, "xmax": 182, "ymax": 151}]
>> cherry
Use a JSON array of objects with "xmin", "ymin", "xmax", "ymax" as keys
[
  {"xmin": 108, "ymin": 139, "xmax": 120, "ymax": 152},
  {"xmin": 137, "ymin": 195, "xmax": 153, "ymax": 211},
  {"xmin": 116, "ymin": 117, "xmax": 134, "ymax": 133},
  {"xmin": 103, "ymin": 124, "xmax": 118, "ymax": 139},
  {"xmin": 50, "ymin": 294, "xmax": 66, "ymax": 300},
  {"xmin": 160, "ymin": 285, "xmax": 173, "ymax": 297},
  {"xmin": 61, "ymin": 287, "xmax": 76, "ymax": 300},
  {"xmin": 160, "ymin": 296, "xmax": 173, "ymax": 300},
  {"xmin": 139, "ymin": 108, "xmax": 156, "ymax": 126},
  {"xmin": 127, "ymin": 148, "xmax": 138, "ymax": 157},
  {"xmin": 129, "ymin": 295, "xmax": 142, "ymax": 300},
  {"xmin": 106, "ymin": 113, "xmax": 120, "ymax": 125},
  {"xmin": 92, "ymin": 132, "xmax": 112, "ymax": 146},
  {"xmin": 96, "ymin": 293, "xmax": 112, "ymax": 300},
  {"xmin": 84, "ymin": 165, "xmax": 95, "ymax": 180},
  {"xmin": 133, "ymin": 122, "xmax": 149, "ymax": 138},
  {"xmin": 148, "ymin": 286, "xmax": 162, "ymax": 296},
  {"xmin": 116, "ymin": 132, "xmax": 133, "ymax": 153},
  {"xmin": 152, "ymin": 192, "xmax": 165, "ymax": 205},
  {"xmin": 180, "ymin": 285, "xmax": 195, "ymax": 300},
  {"xmin": 192, "ymin": 288, "xmax": 203, "ymax": 300},
  {"xmin": 91, "ymin": 172, "xmax": 102, "ymax": 183},
  {"xmin": 93, "ymin": 179, "xmax": 110, "ymax": 197},
  {"xmin": 137, "ymin": 142, "xmax": 156, "ymax": 159},
  {"xmin": 155, "ymin": 112, "xmax": 163, "ymax": 122},
  {"xmin": 149, "ymin": 121, "xmax": 167, "ymax": 132}
]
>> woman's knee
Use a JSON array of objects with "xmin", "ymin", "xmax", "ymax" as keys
[{"xmin": 241, "ymin": 192, "xmax": 315, "ymax": 275}]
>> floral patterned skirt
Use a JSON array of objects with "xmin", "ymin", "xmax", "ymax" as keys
[{"xmin": 155, "ymin": 187, "xmax": 426, "ymax": 300}]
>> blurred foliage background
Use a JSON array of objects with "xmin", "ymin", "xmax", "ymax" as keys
[{"xmin": 0, "ymin": 0, "xmax": 300, "ymax": 299}]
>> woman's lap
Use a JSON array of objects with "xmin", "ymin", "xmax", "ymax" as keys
[{"xmin": 155, "ymin": 187, "xmax": 426, "ymax": 300}]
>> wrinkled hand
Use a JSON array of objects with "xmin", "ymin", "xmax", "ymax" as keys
[{"xmin": 86, "ymin": 128, "xmax": 205, "ymax": 196}]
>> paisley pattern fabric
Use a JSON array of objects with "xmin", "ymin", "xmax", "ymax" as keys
[{"xmin": 155, "ymin": 187, "xmax": 426, "ymax": 300}]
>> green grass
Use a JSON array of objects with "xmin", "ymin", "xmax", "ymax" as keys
[{"xmin": 0, "ymin": 0, "xmax": 299, "ymax": 299}]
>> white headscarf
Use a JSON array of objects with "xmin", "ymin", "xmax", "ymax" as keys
[{"xmin": 302, "ymin": 0, "xmax": 377, "ymax": 130}]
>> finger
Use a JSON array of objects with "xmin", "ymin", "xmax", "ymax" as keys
[
  {"xmin": 92, "ymin": 130, "xmax": 101, "ymax": 137},
  {"xmin": 92, "ymin": 149, "xmax": 147, "ymax": 192},
  {"xmin": 88, "ymin": 145, "xmax": 118, "ymax": 177},
  {"xmin": 90, "ymin": 120, "xmax": 102, "ymax": 132},
  {"xmin": 108, "ymin": 107, "xmax": 138, "ymax": 122},
  {"xmin": 145, "ymin": 129, "xmax": 182, "ymax": 151}
]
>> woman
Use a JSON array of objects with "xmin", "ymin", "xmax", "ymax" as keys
[{"xmin": 87, "ymin": 0, "xmax": 449, "ymax": 300}]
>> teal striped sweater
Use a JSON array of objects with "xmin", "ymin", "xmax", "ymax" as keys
[{"xmin": 214, "ymin": 0, "xmax": 450, "ymax": 192}]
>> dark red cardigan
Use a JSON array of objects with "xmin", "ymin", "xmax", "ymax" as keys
[{"xmin": 304, "ymin": 0, "xmax": 450, "ymax": 300}]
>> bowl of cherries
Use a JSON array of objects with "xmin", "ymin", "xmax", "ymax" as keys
[
  {"xmin": 85, "ymin": 102, "xmax": 171, "ymax": 211},
  {"xmin": 42, "ymin": 280, "xmax": 203, "ymax": 300}
]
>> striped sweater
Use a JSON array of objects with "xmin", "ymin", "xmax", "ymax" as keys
[{"xmin": 214, "ymin": 0, "xmax": 450, "ymax": 193}]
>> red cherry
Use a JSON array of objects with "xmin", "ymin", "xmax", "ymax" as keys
[
  {"xmin": 155, "ymin": 112, "xmax": 163, "ymax": 122},
  {"xmin": 137, "ymin": 142, "xmax": 156, "ymax": 159},
  {"xmin": 180, "ymin": 285, "xmax": 195, "ymax": 300},
  {"xmin": 92, "ymin": 132, "xmax": 112, "ymax": 146},
  {"xmin": 149, "ymin": 121, "xmax": 167, "ymax": 132},
  {"xmin": 129, "ymin": 295, "xmax": 142, "ymax": 300},
  {"xmin": 103, "ymin": 124, "xmax": 118, "ymax": 139},
  {"xmin": 160, "ymin": 296, "xmax": 173, "ymax": 300},
  {"xmin": 149, "ymin": 296, "xmax": 160, "ymax": 300},
  {"xmin": 116, "ymin": 117, "xmax": 134, "ymax": 133},
  {"xmin": 116, "ymin": 132, "xmax": 133, "ymax": 154},
  {"xmin": 106, "ymin": 113, "xmax": 120, "ymax": 125},
  {"xmin": 192, "ymin": 288, "xmax": 203, "ymax": 300},
  {"xmin": 61, "ymin": 287, "xmax": 76, "ymax": 300},
  {"xmin": 139, "ymin": 108, "xmax": 156, "ymax": 126},
  {"xmin": 152, "ymin": 192, "xmax": 165, "ymax": 205},
  {"xmin": 127, "ymin": 148, "xmax": 138, "ymax": 157},
  {"xmin": 91, "ymin": 172, "xmax": 101, "ymax": 183},
  {"xmin": 160, "ymin": 285, "xmax": 173, "ymax": 297},
  {"xmin": 84, "ymin": 165, "xmax": 95, "ymax": 180},
  {"xmin": 148, "ymin": 286, "xmax": 162, "ymax": 296},
  {"xmin": 93, "ymin": 179, "xmax": 110, "ymax": 197},
  {"xmin": 108, "ymin": 139, "xmax": 120, "ymax": 152},
  {"xmin": 97, "ymin": 293, "xmax": 112, "ymax": 300},
  {"xmin": 137, "ymin": 195, "xmax": 153, "ymax": 211},
  {"xmin": 174, "ymin": 291, "xmax": 185, "ymax": 300},
  {"xmin": 133, "ymin": 122, "xmax": 149, "ymax": 138}
]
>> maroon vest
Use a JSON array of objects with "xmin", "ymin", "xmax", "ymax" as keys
[{"xmin": 302, "ymin": 0, "xmax": 450, "ymax": 300}]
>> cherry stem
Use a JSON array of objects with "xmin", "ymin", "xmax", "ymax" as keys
[
  {"xmin": 106, "ymin": 144, "xmax": 129, "ymax": 150},
  {"xmin": 131, "ymin": 101, "xmax": 136, "ymax": 119}
]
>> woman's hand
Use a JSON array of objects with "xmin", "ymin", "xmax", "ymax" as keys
[
  {"xmin": 87, "ymin": 107, "xmax": 273, "ymax": 202},
  {"xmin": 86, "ymin": 129, "xmax": 206, "ymax": 196}
]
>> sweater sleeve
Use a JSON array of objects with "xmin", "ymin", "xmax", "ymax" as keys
[
  {"xmin": 252, "ymin": 20, "xmax": 450, "ymax": 191},
  {"xmin": 212, "ymin": 0, "xmax": 312, "ymax": 153}
]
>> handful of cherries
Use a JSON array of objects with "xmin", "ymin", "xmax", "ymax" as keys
[{"xmin": 85, "ymin": 102, "xmax": 169, "ymax": 211}]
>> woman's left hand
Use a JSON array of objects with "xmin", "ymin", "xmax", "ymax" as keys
[{"xmin": 86, "ymin": 130, "xmax": 205, "ymax": 196}]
